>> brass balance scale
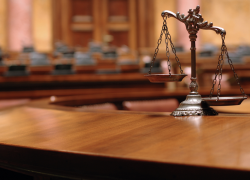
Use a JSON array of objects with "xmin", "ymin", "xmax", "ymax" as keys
[{"xmin": 145, "ymin": 5, "xmax": 248, "ymax": 116}]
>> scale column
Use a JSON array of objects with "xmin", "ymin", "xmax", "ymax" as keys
[
  {"xmin": 170, "ymin": 32, "xmax": 217, "ymax": 116},
  {"xmin": 160, "ymin": 5, "xmax": 219, "ymax": 116},
  {"xmin": 189, "ymin": 34, "xmax": 198, "ymax": 95}
]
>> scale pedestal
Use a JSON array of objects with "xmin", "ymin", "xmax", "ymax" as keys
[
  {"xmin": 171, "ymin": 31, "xmax": 218, "ymax": 116},
  {"xmin": 171, "ymin": 94, "xmax": 218, "ymax": 116},
  {"xmin": 171, "ymin": 78, "xmax": 217, "ymax": 116}
]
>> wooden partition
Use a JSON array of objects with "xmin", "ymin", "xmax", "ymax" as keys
[{"xmin": 52, "ymin": 0, "xmax": 155, "ymax": 51}]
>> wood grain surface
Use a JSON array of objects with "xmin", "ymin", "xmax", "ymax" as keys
[{"xmin": 0, "ymin": 104, "xmax": 250, "ymax": 179}]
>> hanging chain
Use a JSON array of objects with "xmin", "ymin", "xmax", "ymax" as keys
[
  {"xmin": 148, "ymin": 16, "xmax": 183, "ymax": 74},
  {"xmin": 209, "ymin": 48, "xmax": 224, "ymax": 100},
  {"xmin": 148, "ymin": 17, "xmax": 165, "ymax": 74},
  {"xmin": 216, "ymin": 50, "xmax": 224, "ymax": 100},
  {"xmin": 222, "ymin": 35, "xmax": 247, "ymax": 97},
  {"xmin": 162, "ymin": 17, "xmax": 171, "ymax": 75},
  {"xmin": 167, "ymin": 28, "xmax": 184, "ymax": 74},
  {"xmin": 209, "ymin": 34, "xmax": 246, "ymax": 99}
]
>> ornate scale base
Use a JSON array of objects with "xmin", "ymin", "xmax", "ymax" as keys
[{"xmin": 171, "ymin": 94, "xmax": 218, "ymax": 116}]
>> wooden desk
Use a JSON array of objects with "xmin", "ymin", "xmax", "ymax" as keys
[
  {"xmin": 0, "ymin": 72, "xmax": 147, "ymax": 83},
  {"xmin": 1, "ymin": 102, "xmax": 250, "ymax": 179},
  {"xmin": 0, "ymin": 73, "xmax": 166, "ymax": 98}
]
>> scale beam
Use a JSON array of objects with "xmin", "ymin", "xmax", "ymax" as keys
[{"xmin": 161, "ymin": 5, "xmax": 226, "ymax": 36}]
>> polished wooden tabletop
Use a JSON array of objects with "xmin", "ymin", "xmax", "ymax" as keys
[{"xmin": 1, "ymin": 102, "xmax": 250, "ymax": 179}]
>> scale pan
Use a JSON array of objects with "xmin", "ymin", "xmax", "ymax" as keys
[
  {"xmin": 145, "ymin": 74, "xmax": 187, "ymax": 83},
  {"xmin": 202, "ymin": 96, "xmax": 247, "ymax": 106}
]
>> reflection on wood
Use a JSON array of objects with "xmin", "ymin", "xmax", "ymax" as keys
[{"xmin": 0, "ymin": 104, "xmax": 250, "ymax": 178}]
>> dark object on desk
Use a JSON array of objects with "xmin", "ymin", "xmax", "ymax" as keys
[
  {"xmin": 199, "ymin": 43, "xmax": 218, "ymax": 57},
  {"xmin": 0, "ymin": 56, "xmax": 3, "ymax": 66},
  {"xmin": 22, "ymin": 46, "xmax": 35, "ymax": 53},
  {"xmin": 75, "ymin": 52, "xmax": 96, "ymax": 65},
  {"xmin": 54, "ymin": 42, "xmax": 75, "ymax": 58},
  {"xmin": 62, "ymin": 51, "xmax": 75, "ymax": 59},
  {"xmin": 102, "ymin": 51, "xmax": 117, "ymax": 59},
  {"xmin": 55, "ymin": 43, "xmax": 70, "ymax": 53},
  {"xmin": 226, "ymin": 45, "xmax": 250, "ymax": 64},
  {"xmin": 141, "ymin": 61, "xmax": 162, "ymax": 74},
  {"xmin": 237, "ymin": 45, "xmax": 250, "ymax": 56},
  {"xmin": 174, "ymin": 46, "xmax": 184, "ymax": 52},
  {"xmin": 74, "ymin": 53, "xmax": 96, "ymax": 73},
  {"xmin": 199, "ymin": 50, "xmax": 214, "ymax": 57},
  {"xmin": 0, "ymin": 48, "xmax": 3, "ymax": 66},
  {"xmin": 227, "ymin": 52, "xmax": 243, "ymax": 64},
  {"xmin": 89, "ymin": 41, "xmax": 102, "ymax": 53},
  {"xmin": 52, "ymin": 64, "xmax": 75, "ymax": 75},
  {"xmin": 144, "ymin": 61, "xmax": 161, "ymax": 68},
  {"xmin": 30, "ymin": 52, "xmax": 50, "ymax": 66},
  {"xmin": 4, "ymin": 65, "xmax": 29, "ymax": 77}
]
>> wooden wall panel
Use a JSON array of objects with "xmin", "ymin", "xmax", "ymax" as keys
[
  {"xmin": 72, "ymin": 31, "xmax": 93, "ymax": 47},
  {"xmin": 128, "ymin": 0, "xmax": 136, "ymax": 50},
  {"xmin": 0, "ymin": 0, "xmax": 7, "ymax": 51},
  {"xmin": 7, "ymin": 0, "xmax": 250, "ymax": 54},
  {"xmin": 104, "ymin": 0, "xmax": 136, "ymax": 49},
  {"xmin": 52, "ymin": 0, "xmax": 96, "ymax": 48},
  {"xmin": 136, "ymin": 0, "xmax": 155, "ymax": 51},
  {"xmin": 101, "ymin": 0, "xmax": 108, "ymax": 38},
  {"xmin": 153, "ymin": 0, "xmax": 177, "ymax": 53},
  {"xmin": 146, "ymin": 0, "xmax": 155, "ymax": 48},
  {"xmin": 201, "ymin": 0, "xmax": 250, "ymax": 47},
  {"xmin": 51, "ymin": 0, "xmax": 153, "ymax": 50},
  {"xmin": 61, "ymin": 0, "xmax": 72, "ymax": 46},
  {"xmin": 70, "ymin": 0, "xmax": 94, "ymax": 48},
  {"xmin": 93, "ymin": 0, "xmax": 101, "ymax": 42},
  {"xmin": 71, "ymin": 0, "xmax": 92, "ymax": 16},
  {"xmin": 109, "ymin": 31, "xmax": 129, "ymax": 47},
  {"xmin": 8, "ymin": 0, "xmax": 33, "ymax": 51},
  {"xmin": 108, "ymin": 0, "xmax": 128, "ymax": 17},
  {"xmin": 137, "ymin": 0, "xmax": 146, "ymax": 49},
  {"xmin": 52, "ymin": 0, "xmax": 62, "ymax": 44},
  {"xmin": 32, "ymin": 0, "xmax": 53, "ymax": 52}
]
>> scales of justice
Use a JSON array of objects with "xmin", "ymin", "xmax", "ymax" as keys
[{"xmin": 145, "ymin": 5, "xmax": 248, "ymax": 116}]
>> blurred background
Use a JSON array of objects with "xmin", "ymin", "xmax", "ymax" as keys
[
  {"xmin": 0, "ymin": 0, "xmax": 249, "ymax": 112},
  {"xmin": 2, "ymin": 0, "xmax": 250, "ymax": 52}
]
